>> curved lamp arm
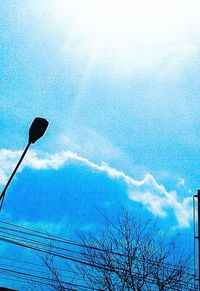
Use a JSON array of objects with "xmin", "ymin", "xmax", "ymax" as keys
[{"xmin": 0, "ymin": 117, "xmax": 49, "ymax": 212}]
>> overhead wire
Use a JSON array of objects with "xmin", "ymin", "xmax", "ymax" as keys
[
  {"xmin": 0, "ymin": 219, "xmax": 118, "ymax": 254},
  {"xmin": 0, "ymin": 234, "xmax": 195, "ymax": 290},
  {"xmin": 0, "ymin": 262, "xmax": 86, "ymax": 283},
  {"xmin": 0, "ymin": 219, "xmax": 195, "ymax": 290},
  {"xmin": 0, "ymin": 220, "xmax": 194, "ymax": 274},
  {"xmin": 0, "ymin": 266, "xmax": 102, "ymax": 291},
  {"xmin": 0, "ymin": 234, "xmax": 195, "ymax": 289},
  {"xmin": 0, "ymin": 228, "xmax": 194, "ymax": 279},
  {"xmin": 0, "ymin": 226, "xmax": 93, "ymax": 258},
  {"xmin": 0, "ymin": 255, "xmax": 83, "ymax": 278}
]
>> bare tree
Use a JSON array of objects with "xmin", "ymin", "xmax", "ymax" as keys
[
  {"xmin": 41, "ymin": 251, "xmax": 65, "ymax": 291},
  {"xmin": 37, "ymin": 209, "xmax": 195, "ymax": 290},
  {"xmin": 75, "ymin": 210, "xmax": 194, "ymax": 291},
  {"xmin": 40, "ymin": 240, "xmax": 75, "ymax": 291}
]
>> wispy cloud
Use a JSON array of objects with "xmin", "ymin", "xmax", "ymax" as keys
[
  {"xmin": 177, "ymin": 178, "xmax": 185, "ymax": 187},
  {"xmin": 0, "ymin": 149, "xmax": 192, "ymax": 227}
]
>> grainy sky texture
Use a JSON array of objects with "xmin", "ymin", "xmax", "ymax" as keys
[{"xmin": 0, "ymin": 1, "xmax": 199, "ymax": 287}]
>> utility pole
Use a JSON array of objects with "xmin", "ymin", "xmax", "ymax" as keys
[
  {"xmin": 194, "ymin": 190, "xmax": 200, "ymax": 291},
  {"xmin": 198, "ymin": 190, "xmax": 200, "ymax": 291}
]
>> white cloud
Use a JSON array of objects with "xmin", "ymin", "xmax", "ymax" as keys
[
  {"xmin": 0, "ymin": 149, "xmax": 192, "ymax": 227},
  {"xmin": 128, "ymin": 174, "xmax": 192, "ymax": 227}
]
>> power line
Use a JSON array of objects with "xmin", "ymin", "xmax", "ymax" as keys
[
  {"xmin": 0, "ymin": 262, "xmax": 85, "ymax": 283},
  {"xmin": 0, "ymin": 220, "xmax": 195, "ymax": 290},
  {"xmin": 0, "ymin": 255, "xmax": 83, "ymax": 278},
  {"xmin": 0, "ymin": 227, "xmax": 91, "ymax": 258},
  {"xmin": 0, "ymin": 220, "xmax": 194, "ymax": 274},
  {"xmin": 0, "ymin": 219, "xmax": 117, "ymax": 254},
  {"xmin": 0, "ymin": 234, "xmax": 195, "ymax": 290},
  {"xmin": 0, "ymin": 228, "xmax": 194, "ymax": 280},
  {"xmin": 0, "ymin": 266, "xmax": 102, "ymax": 291},
  {"xmin": 0, "ymin": 235, "xmax": 120, "ymax": 271}
]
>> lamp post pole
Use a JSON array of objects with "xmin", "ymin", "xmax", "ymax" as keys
[
  {"xmin": 0, "ymin": 117, "xmax": 49, "ymax": 212},
  {"xmin": 0, "ymin": 142, "xmax": 31, "ymax": 211}
]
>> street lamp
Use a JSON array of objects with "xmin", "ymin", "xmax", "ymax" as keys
[{"xmin": 0, "ymin": 117, "xmax": 49, "ymax": 212}]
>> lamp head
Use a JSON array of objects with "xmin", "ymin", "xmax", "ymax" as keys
[{"xmin": 29, "ymin": 117, "xmax": 49, "ymax": 144}]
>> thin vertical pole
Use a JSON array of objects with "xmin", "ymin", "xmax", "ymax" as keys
[
  {"xmin": 198, "ymin": 190, "xmax": 200, "ymax": 291},
  {"xmin": 194, "ymin": 195, "xmax": 197, "ymax": 290}
]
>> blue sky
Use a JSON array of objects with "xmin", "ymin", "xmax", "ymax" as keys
[{"xmin": 1, "ymin": 0, "xmax": 200, "ymax": 286}]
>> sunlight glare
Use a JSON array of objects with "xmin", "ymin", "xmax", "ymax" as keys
[{"xmin": 48, "ymin": 0, "xmax": 198, "ymax": 73}]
